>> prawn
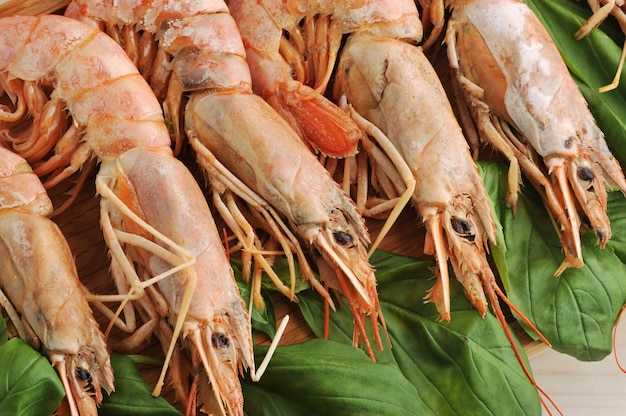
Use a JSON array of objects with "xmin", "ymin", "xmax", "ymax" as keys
[
  {"xmin": 335, "ymin": 33, "xmax": 496, "ymax": 322},
  {"xmin": 334, "ymin": 32, "xmax": 560, "ymax": 413},
  {"xmin": 445, "ymin": 0, "xmax": 626, "ymax": 275},
  {"xmin": 65, "ymin": 0, "xmax": 390, "ymax": 360},
  {"xmin": 227, "ymin": 0, "xmax": 419, "ymax": 241},
  {"xmin": 0, "ymin": 146, "xmax": 114, "ymax": 416},
  {"xmin": 0, "ymin": 14, "xmax": 267, "ymax": 415},
  {"xmin": 227, "ymin": 0, "xmax": 425, "ymax": 157}
]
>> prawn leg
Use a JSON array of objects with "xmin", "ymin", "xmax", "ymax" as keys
[
  {"xmin": 228, "ymin": 0, "xmax": 424, "ymax": 157},
  {"xmin": 445, "ymin": 0, "xmax": 626, "ymax": 273},
  {"xmin": 335, "ymin": 29, "xmax": 560, "ymax": 414},
  {"xmin": 0, "ymin": 146, "xmax": 114, "ymax": 416},
  {"xmin": 1, "ymin": 13, "xmax": 262, "ymax": 415},
  {"xmin": 575, "ymin": 1, "xmax": 626, "ymax": 91}
]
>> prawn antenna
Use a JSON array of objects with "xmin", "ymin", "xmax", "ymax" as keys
[
  {"xmin": 614, "ymin": 304, "xmax": 626, "ymax": 374},
  {"xmin": 488, "ymin": 284, "xmax": 563, "ymax": 416}
]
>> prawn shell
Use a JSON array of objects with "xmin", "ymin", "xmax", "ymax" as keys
[
  {"xmin": 112, "ymin": 146, "xmax": 253, "ymax": 412},
  {"xmin": 0, "ymin": 148, "xmax": 52, "ymax": 216},
  {"xmin": 0, "ymin": 15, "xmax": 172, "ymax": 158},
  {"xmin": 114, "ymin": 147, "xmax": 247, "ymax": 322},
  {"xmin": 0, "ymin": 210, "xmax": 115, "ymax": 408},
  {"xmin": 66, "ymin": 0, "xmax": 252, "ymax": 91},
  {"xmin": 228, "ymin": 0, "xmax": 422, "ymax": 112},
  {"xmin": 67, "ymin": 0, "xmax": 230, "ymax": 31},
  {"xmin": 337, "ymin": 34, "xmax": 494, "ymax": 238},
  {"xmin": 186, "ymin": 91, "xmax": 367, "ymax": 243},
  {"xmin": 231, "ymin": 0, "xmax": 423, "ymax": 55},
  {"xmin": 0, "ymin": 213, "xmax": 88, "ymax": 352},
  {"xmin": 450, "ymin": 0, "xmax": 591, "ymax": 159}
]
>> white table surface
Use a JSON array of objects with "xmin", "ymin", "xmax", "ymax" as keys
[{"xmin": 531, "ymin": 319, "xmax": 626, "ymax": 415}]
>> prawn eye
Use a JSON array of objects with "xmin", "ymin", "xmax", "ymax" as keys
[
  {"xmin": 577, "ymin": 166, "xmax": 596, "ymax": 192},
  {"xmin": 333, "ymin": 231, "xmax": 354, "ymax": 246},
  {"xmin": 75, "ymin": 367, "xmax": 93, "ymax": 384},
  {"xmin": 451, "ymin": 217, "xmax": 475, "ymax": 241},
  {"xmin": 577, "ymin": 166, "xmax": 595, "ymax": 182},
  {"xmin": 211, "ymin": 333, "xmax": 230, "ymax": 349}
]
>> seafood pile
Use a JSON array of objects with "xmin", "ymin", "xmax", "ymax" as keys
[{"xmin": 1, "ymin": 0, "xmax": 626, "ymax": 415}]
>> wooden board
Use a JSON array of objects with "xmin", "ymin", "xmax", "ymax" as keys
[{"xmin": 0, "ymin": 0, "xmax": 68, "ymax": 16}]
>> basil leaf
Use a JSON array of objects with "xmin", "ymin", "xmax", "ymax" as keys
[
  {"xmin": 0, "ymin": 338, "xmax": 64, "ymax": 416},
  {"xmin": 480, "ymin": 161, "xmax": 626, "ymax": 360},
  {"xmin": 99, "ymin": 355, "xmax": 181, "ymax": 416},
  {"xmin": 299, "ymin": 250, "xmax": 541, "ymax": 416},
  {"xmin": 232, "ymin": 260, "xmax": 278, "ymax": 339},
  {"xmin": 243, "ymin": 339, "xmax": 424, "ymax": 416}
]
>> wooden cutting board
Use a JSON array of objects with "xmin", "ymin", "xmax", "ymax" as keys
[{"xmin": 0, "ymin": 0, "xmax": 68, "ymax": 16}]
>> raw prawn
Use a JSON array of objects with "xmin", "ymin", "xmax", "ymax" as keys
[
  {"xmin": 227, "ymin": 0, "xmax": 424, "ymax": 157},
  {"xmin": 227, "ymin": 0, "xmax": 419, "ymax": 240},
  {"xmin": 335, "ymin": 33, "xmax": 497, "ymax": 322},
  {"xmin": 0, "ymin": 14, "xmax": 261, "ymax": 415},
  {"xmin": 100, "ymin": 147, "xmax": 260, "ymax": 416},
  {"xmin": 333, "ymin": 32, "xmax": 561, "ymax": 412},
  {"xmin": 0, "ymin": 146, "xmax": 114, "ymax": 416},
  {"xmin": 65, "ymin": 0, "xmax": 390, "ymax": 360},
  {"xmin": 445, "ymin": 0, "xmax": 626, "ymax": 274}
]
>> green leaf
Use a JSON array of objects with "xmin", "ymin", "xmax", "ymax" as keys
[
  {"xmin": 476, "ymin": 162, "xmax": 510, "ymax": 291},
  {"xmin": 242, "ymin": 339, "xmax": 424, "ymax": 416},
  {"xmin": 299, "ymin": 250, "xmax": 541, "ymax": 416},
  {"xmin": 99, "ymin": 355, "xmax": 181, "ymax": 416},
  {"xmin": 607, "ymin": 191, "xmax": 626, "ymax": 263},
  {"xmin": 480, "ymin": 161, "xmax": 626, "ymax": 360},
  {"xmin": 0, "ymin": 338, "xmax": 65, "ymax": 416},
  {"xmin": 233, "ymin": 266, "xmax": 277, "ymax": 338},
  {"xmin": 525, "ymin": 0, "xmax": 626, "ymax": 166}
]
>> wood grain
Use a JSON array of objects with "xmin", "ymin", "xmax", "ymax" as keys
[{"xmin": 0, "ymin": 0, "xmax": 68, "ymax": 16}]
